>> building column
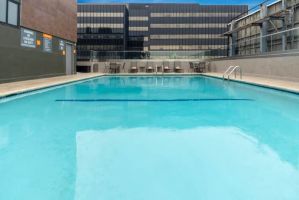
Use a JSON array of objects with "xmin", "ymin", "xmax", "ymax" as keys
[
  {"xmin": 229, "ymin": 34, "xmax": 237, "ymax": 57},
  {"xmin": 281, "ymin": 0, "xmax": 287, "ymax": 51},
  {"xmin": 229, "ymin": 20, "xmax": 236, "ymax": 57},
  {"xmin": 260, "ymin": 4, "xmax": 268, "ymax": 53}
]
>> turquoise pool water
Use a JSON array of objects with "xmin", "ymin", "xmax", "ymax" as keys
[{"xmin": 0, "ymin": 76, "xmax": 299, "ymax": 200}]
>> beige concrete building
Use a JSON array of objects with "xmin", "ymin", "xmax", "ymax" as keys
[{"xmin": 225, "ymin": 0, "xmax": 299, "ymax": 56}]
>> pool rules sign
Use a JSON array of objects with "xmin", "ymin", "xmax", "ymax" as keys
[
  {"xmin": 43, "ymin": 34, "xmax": 53, "ymax": 53},
  {"xmin": 21, "ymin": 28, "xmax": 36, "ymax": 48}
]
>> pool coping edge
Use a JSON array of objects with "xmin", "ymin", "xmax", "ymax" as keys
[
  {"xmin": 1, "ymin": 73, "xmax": 299, "ymax": 100},
  {"xmin": 0, "ymin": 74, "xmax": 105, "ymax": 99},
  {"xmin": 201, "ymin": 74, "xmax": 299, "ymax": 95}
]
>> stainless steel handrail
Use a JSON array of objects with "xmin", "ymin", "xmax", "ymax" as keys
[
  {"xmin": 223, "ymin": 66, "xmax": 242, "ymax": 80},
  {"xmin": 223, "ymin": 66, "xmax": 235, "ymax": 79}
]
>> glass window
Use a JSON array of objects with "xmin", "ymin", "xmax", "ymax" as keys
[
  {"xmin": 8, "ymin": 1, "xmax": 18, "ymax": 26},
  {"xmin": 0, "ymin": 0, "xmax": 7, "ymax": 22}
]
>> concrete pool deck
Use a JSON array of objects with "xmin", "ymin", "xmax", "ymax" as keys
[
  {"xmin": 0, "ymin": 73, "xmax": 104, "ymax": 98},
  {"xmin": 1, "ymin": 72, "xmax": 299, "ymax": 98},
  {"xmin": 204, "ymin": 73, "xmax": 299, "ymax": 94}
]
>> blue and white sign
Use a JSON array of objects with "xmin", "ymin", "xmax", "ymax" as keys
[{"xmin": 21, "ymin": 28, "xmax": 36, "ymax": 48}]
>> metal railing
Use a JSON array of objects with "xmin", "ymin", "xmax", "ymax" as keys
[
  {"xmin": 77, "ymin": 27, "xmax": 299, "ymax": 61},
  {"xmin": 230, "ymin": 26, "xmax": 299, "ymax": 57},
  {"xmin": 77, "ymin": 49, "xmax": 228, "ymax": 61},
  {"xmin": 77, "ymin": 28, "xmax": 299, "ymax": 62},
  {"xmin": 231, "ymin": 0, "xmax": 279, "ymax": 22},
  {"xmin": 223, "ymin": 66, "xmax": 242, "ymax": 80}
]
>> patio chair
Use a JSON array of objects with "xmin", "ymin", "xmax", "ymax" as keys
[
  {"xmin": 163, "ymin": 61, "xmax": 171, "ymax": 73},
  {"xmin": 104, "ymin": 62, "xmax": 109, "ymax": 73},
  {"xmin": 116, "ymin": 62, "xmax": 122, "ymax": 73},
  {"xmin": 156, "ymin": 62, "xmax": 163, "ymax": 73},
  {"xmin": 130, "ymin": 62, "xmax": 138, "ymax": 73},
  {"xmin": 92, "ymin": 63, "xmax": 99, "ymax": 72},
  {"xmin": 189, "ymin": 62, "xmax": 194, "ymax": 73},
  {"xmin": 109, "ymin": 62, "xmax": 116, "ymax": 73},
  {"xmin": 109, "ymin": 62, "xmax": 120, "ymax": 74},
  {"xmin": 174, "ymin": 61, "xmax": 183, "ymax": 73},
  {"xmin": 198, "ymin": 62, "xmax": 206, "ymax": 73},
  {"xmin": 193, "ymin": 62, "xmax": 200, "ymax": 73},
  {"xmin": 121, "ymin": 62, "xmax": 126, "ymax": 73},
  {"xmin": 139, "ymin": 62, "xmax": 146, "ymax": 73}
]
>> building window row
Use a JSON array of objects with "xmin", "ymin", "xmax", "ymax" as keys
[
  {"xmin": 150, "ymin": 34, "xmax": 225, "ymax": 39},
  {"xmin": 150, "ymin": 13, "xmax": 236, "ymax": 18},
  {"xmin": 78, "ymin": 27, "xmax": 124, "ymax": 34},
  {"xmin": 129, "ymin": 16, "xmax": 149, "ymax": 21},
  {"xmin": 128, "ymin": 37, "xmax": 149, "ymax": 42},
  {"xmin": 78, "ymin": 44, "xmax": 226, "ymax": 51},
  {"xmin": 78, "ymin": 45, "xmax": 124, "ymax": 51},
  {"xmin": 128, "ymin": 27, "xmax": 149, "ymax": 31},
  {"xmin": 78, "ymin": 34, "xmax": 124, "ymax": 39},
  {"xmin": 150, "ymin": 23, "xmax": 227, "ymax": 28},
  {"xmin": 150, "ymin": 45, "xmax": 226, "ymax": 50},
  {"xmin": 77, "ymin": 12, "xmax": 124, "ymax": 17},
  {"xmin": 0, "ymin": 0, "xmax": 20, "ymax": 26},
  {"xmin": 77, "ymin": 23, "xmax": 124, "ymax": 28},
  {"xmin": 78, "ymin": 17, "xmax": 124, "ymax": 24}
]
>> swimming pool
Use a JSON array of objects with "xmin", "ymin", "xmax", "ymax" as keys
[{"xmin": 0, "ymin": 75, "xmax": 299, "ymax": 200}]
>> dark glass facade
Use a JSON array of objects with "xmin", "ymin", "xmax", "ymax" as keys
[
  {"xmin": 77, "ymin": 3, "xmax": 248, "ymax": 60},
  {"xmin": 77, "ymin": 4, "xmax": 127, "ymax": 60}
]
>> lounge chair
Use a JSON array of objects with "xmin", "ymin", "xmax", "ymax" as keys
[
  {"xmin": 174, "ymin": 61, "xmax": 183, "ymax": 73},
  {"xmin": 146, "ymin": 62, "xmax": 155, "ymax": 73},
  {"xmin": 163, "ymin": 61, "xmax": 171, "ymax": 73},
  {"xmin": 130, "ymin": 62, "xmax": 138, "ymax": 73}
]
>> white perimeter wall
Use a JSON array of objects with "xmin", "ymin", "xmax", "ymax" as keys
[
  {"xmin": 209, "ymin": 54, "xmax": 299, "ymax": 82},
  {"xmin": 77, "ymin": 60, "xmax": 198, "ymax": 73}
]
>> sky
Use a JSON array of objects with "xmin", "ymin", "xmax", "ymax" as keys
[{"xmin": 77, "ymin": 0, "xmax": 263, "ymax": 8}]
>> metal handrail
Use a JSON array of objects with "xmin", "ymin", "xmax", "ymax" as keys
[
  {"xmin": 228, "ymin": 66, "xmax": 242, "ymax": 80},
  {"xmin": 223, "ymin": 66, "xmax": 235, "ymax": 79},
  {"xmin": 223, "ymin": 66, "xmax": 242, "ymax": 80}
]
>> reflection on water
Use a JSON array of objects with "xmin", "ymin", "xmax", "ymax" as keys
[{"xmin": 75, "ymin": 127, "xmax": 299, "ymax": 200}]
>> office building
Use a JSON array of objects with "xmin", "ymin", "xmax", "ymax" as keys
[{"xmin": 77, "ymin": 3, "xmax": 248, "ymax": 60}]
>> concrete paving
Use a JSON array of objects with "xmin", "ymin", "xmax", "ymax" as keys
[
  {"xmin": 0, "ymin": 73, "xmax": 104, "ymax": 98},
  {"xmin": 204, "ymin": 72, "xmax": 299, "ymax": 94}
]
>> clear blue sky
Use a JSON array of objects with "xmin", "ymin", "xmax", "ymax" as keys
[{"xmin": 77, "ymin": 0, "xmax": 263, "ymax": 8}]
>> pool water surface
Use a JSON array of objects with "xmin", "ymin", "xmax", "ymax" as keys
[{"xmin": 0, "ymin": 76, "xmax": 299, "ymax": 200}]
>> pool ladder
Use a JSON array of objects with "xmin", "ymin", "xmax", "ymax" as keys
[{"xmin": 223, "ymin": 66, "xmax": 242, "ymax": 80}]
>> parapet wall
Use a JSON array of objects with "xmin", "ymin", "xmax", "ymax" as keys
[
  {"xmin": 209, "ymin": 53, "xmax": 299, "ymax": 82},
  {"xmin": 0, "ymin": 24, "xmax": 67, "ymax": 83},
  {"xmin": 77, "ymin": 60, "xmax": 198, "ymax": 73}
]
